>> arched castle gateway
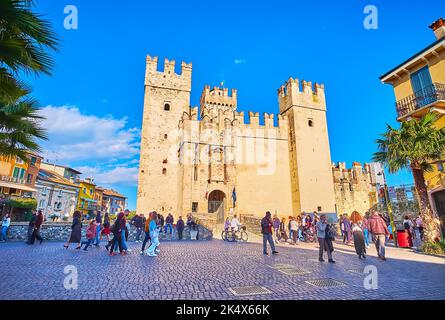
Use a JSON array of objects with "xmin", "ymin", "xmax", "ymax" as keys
[{"xmin": 136, "ymin": 55, "xmax": 336, "ymax": 222}]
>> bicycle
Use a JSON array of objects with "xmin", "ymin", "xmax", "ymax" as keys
[{"xmin": 230, "ymin": 226, "xmax": 249, "ymax": 242}]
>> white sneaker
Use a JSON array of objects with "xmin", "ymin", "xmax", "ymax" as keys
[
  {"xmin": 155, "ymin": 249, "xmax": 160, "ymax": 254},
  {"xmin": 140, "ymin": 251, "xmax": 144, "ymax": 255},
  {"xmin": 147, "ymin": 252, "xmax": 157, "ymax": 257},
  {"xmin": 127, "ymin": 249, "xmax": 132, "ymax": 252}
]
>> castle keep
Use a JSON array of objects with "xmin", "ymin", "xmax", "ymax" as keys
[{"xmin": 137, "ymin": 55, "xmax": 337, "ymax": 222}]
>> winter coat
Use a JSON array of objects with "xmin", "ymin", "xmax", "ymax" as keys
[{"xmin": 367, "ymin": 214, "xmax": 390, "ymax": 236}]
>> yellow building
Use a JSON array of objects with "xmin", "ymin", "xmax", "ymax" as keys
[
  {"xmin": 76, "ymin": 178, "xmax": 97, "ymax": 215},
  {"xmin": 380, "ymin": 18, "xmax": 445, "ymax": 230}
]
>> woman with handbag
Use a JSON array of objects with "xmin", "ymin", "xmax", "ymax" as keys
[{"xmin": 351, "ymin": 211, "xmax": 366, "ymax": 259}]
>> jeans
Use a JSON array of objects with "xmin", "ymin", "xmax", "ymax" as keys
[
  {"xmin": 121, "ymin": 229, "xmax": 128, "ymax": 251},
  {"xmin": 0, "ymin": 226, "xmax": 8, "ymax": 241},
  {"xmin": 110, "ymin": 233, "xmax": 122, "ymax": 253},
  {"xmin": 363, "ymin": 229, "xmax": 370, "ymax": 247},
  {"xmin": 318, "ymin": 238, "xmax": 332, "ymax": 260},
  {"xmin": 141, "ymin": 231, "xmax": 150, "ymax": 251},
  {"xmin": 177, "ymin": 229, "xmax": 183, "ymax": 240},
  {"xmin": 81, "ymin": 238, "xmax": 94, "ymax": 250},
  {"xmin": 136, "ymin": 227, "xmax": 143, "ymax": 241},
  {"xmin": 374, "ymin": 234, "xmax": 386, "ymax": 258},
  {"xmin": 164, "ymin": 223, "xmax": 172, "ymax": 234},
  {"xmin": 262, "ymin": 233, "xmax": 276, "ymax": 253},
  {"xmin": 94, "ymin": 225, "xmax": 101, "ymax": 245}
]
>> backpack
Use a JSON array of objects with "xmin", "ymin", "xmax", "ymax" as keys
[
  {"xmin": 403, "ymin": 221, "xmax": 410, "ymax": 230},
  {"xmin": 327, "ymin": 224, "xmax": 337, "ymax": 240}
]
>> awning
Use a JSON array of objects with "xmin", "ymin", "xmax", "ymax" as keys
[{"xmin": 0, "ymin": 181, "xmax": 37, "ymax": 192}]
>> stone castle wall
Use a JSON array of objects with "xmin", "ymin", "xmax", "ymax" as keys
[{"xmin": 5, "ymin": 222, "xmax": 213, "ymax": 242}]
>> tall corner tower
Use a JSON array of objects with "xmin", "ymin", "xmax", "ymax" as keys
[
  {"xmin": 278, "ymin": 77, "xmax": 336, "ymax": 215},
  {"xmin": 136, "ymin": 55, "xmax": 192, "ymax": 216}
]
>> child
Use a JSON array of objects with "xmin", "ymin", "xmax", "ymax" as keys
[
  {"xmin": 224, "ymin": 217, "xmax": 230, "ymax": 231},
  {"xmin": 81, "ymin": 220, "xmax": 97, "ymax": 251}
]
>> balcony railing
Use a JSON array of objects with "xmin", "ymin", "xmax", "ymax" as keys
[
  {"xmin": 395, "ymin": 83, "xmax": 445, "ymax": 118},
  {"xmin": 0, "ymin": 175, "xmax": 26, "ymax": 185}
]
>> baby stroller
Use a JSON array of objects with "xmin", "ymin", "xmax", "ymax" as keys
[{"xmin": 302, "ymin": 225, "xmax": 316, "ymax": 243}]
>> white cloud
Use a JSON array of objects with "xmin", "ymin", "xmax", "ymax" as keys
[
  {"xmin": 39, "ymin": 106, "xmax": 140, "ymax": 163},
  {"xmin": 234, "ymin": 58, "xmax": 247, "ymax": 65},
  {"xmin": 77, "ymin": 165, "xmax": 138, "ymax": 187}
]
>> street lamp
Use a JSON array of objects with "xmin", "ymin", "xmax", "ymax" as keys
[{"xmin": 377, "ymin": 171, "xmax": 398, "ymax": 247}]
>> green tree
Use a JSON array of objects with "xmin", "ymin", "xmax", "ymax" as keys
[
  {"xmin": 0, "ymin": 0, "xmax": 59, "ymax": 159},
  {"xmin": 373, "ymin": 112, "xmax": 445, "ymax": 242}
]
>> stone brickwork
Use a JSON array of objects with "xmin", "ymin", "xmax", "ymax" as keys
[
  {"xmin": 332, "ymin": 162, "xmax": 379, "ymax": 216},
  {"xmin": 137, "ymin": 55, "xmax": 336, "ymax": 224},
  {"xmin": 4, "ymin": 222, "xmax": 212, "ymax": 242}
]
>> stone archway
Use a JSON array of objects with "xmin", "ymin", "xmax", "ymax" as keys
[{"xmin": 208, "ymin": 190, "xmax": 226, "ymax": 223}]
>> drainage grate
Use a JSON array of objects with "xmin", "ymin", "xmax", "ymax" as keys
[
  {"xmin": 268, "ymin": 263, "xmax": 294, "ymax": 269},
  {"xmin": 305, "ymin": 279, "xmax": 347, "ymax": 288},
  {"xmin": 228, "ymin": 286, "xmax": 272, "ymax": 296},
  {"xmin": 277, "ymin": 267, "xmax": 311, "ymax": 275}
]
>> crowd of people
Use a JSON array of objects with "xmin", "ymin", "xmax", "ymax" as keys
[
  {"xmin": 57, "ymin": 210, "xmax": 198, "ymax": 257},
  {"xmin": 0, "ymin": 207, "xmax": 427, "ymax": 263},
  {"xmin": 259, "ymin": 209, "xmax": 425, "ymax": 262}
]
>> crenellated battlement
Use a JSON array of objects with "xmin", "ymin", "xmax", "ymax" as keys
[
  {"xmin": 277, "ymin": 77, "xmax": 326, "ymax": 114},
  {"xmin": 145, "ymin": 55, "xmax": 192, "ymax": 92},
  {"xmin": 200, "ymin": 85, "xmax": 237, "ymax": 111}
]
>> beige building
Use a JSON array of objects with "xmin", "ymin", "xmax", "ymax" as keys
[
  {"xmin": 137, "ymin": 55, "xmax": 336, "ymax": 223},
  {"xmin": 332, "ymin": 162, "xmax": 379, "ymax": 216}
]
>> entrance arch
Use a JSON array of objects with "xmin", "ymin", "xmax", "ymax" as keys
[{"xmin": 208, "ymin": 190, "xmax": 225, "ymax": 223}]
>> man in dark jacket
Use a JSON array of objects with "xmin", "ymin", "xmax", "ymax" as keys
[
  {"xmin": 158, "ymin": 214, "xmax": 165, "ymax": 233},
  {"xmin": 261, "ymin": 211, "xmax": 278, "ymax": 255},
  {"xmin": 26, "ymin": 211, "xmax": 37, "ymax": 244},
  {"xmin": 176, "ymin": 216, "xmax": 185, "ymax": 240},
  {"xmin": 368, "ymin": 211, "xmax": 390, "ymax": 261},
  {"xmin": 131, "ymin": 213, "xmax": 145, "ymax": 242},
  {"xmin": 32, "ymin": 210, "xmax": 44, "ymax": 244}
]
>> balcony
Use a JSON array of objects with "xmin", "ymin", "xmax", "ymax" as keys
[
  {"xmin": 396, "ymin": 83, "xmax": 445, "ymax": 118},
  {"xmin": 0, "ymin": 175, "xmax": 26, "ymax": 185}
]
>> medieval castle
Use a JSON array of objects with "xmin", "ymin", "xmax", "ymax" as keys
[{"xmin": 136, "ymin": 55, "xmax": 379, "ymax": 222}]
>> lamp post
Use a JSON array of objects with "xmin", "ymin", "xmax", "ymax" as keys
[{"xmin": 377, "ymin": 171, "xmax": 398, "ymax": 247}]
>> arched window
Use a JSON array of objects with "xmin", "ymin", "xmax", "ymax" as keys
[
  {"xmin": 164, "ymin": 103, "xmax": 170, "ymax": 111},
  {"xmin": 162, "ymin": 159, "xmax": 168, "ymax": 164},
  {"xmin": 164, "ymin": 133, "xmax": 168, "ymax": 139},
  {"xmin": 162, "ymin": 168, "xmax": 167, "ymax": 175},
  {"xmin": 308, "ymin": 119, "xmax": 314, "ymax": 127}
]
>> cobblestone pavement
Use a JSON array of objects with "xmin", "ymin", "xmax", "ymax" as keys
[{"xmin": 0, "ymin": 238, "xmax": 444, "ymax": 300}]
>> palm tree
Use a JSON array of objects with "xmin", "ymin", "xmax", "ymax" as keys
[
  {"xmin": 0, "ymin": 0, "xmax": 59, "ymax": 158},
  {"xmin": 0, "ymin": 0, "xmax": 60, "ymax": 98},
  {"xmin": 0, "ymin": 95, "xmax": 48, "ymax": 160},
  {"xmin": 373, "ymin": 112, "xmax": 445, "ymax": 243}
]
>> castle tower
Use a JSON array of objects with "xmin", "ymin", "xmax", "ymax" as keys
[
  {"xmin": 136, "ymin": 55, "xmax": 192, "ymax": 216},
  {"xmin": 278, "ymin": 78, "xmax": 336, "ymax": 215}
]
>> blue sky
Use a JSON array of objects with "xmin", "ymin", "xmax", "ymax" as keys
[{"xmin": 24, "ymin": 0, "xmax": 444, "ymax": 210}]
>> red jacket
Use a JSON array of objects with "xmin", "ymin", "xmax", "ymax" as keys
[
  {"xmin": 86, "ymin": 222, "xmax": 97, "ymax": 239},
  {"xmin": 35, "ymin": 213, "xmax": 44, "ymax": 229},
  {"xmin": 368, "ymin": 214, "xmax": 389, "ymax": 236}
]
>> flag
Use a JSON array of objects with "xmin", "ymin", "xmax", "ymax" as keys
[
  {"xmin": 232, "ymin": 187, "xmax": 237, "ymax": 207},
  {"xmin": 220, "ymin": 81, "xmax": 224, "ymax": 87}
]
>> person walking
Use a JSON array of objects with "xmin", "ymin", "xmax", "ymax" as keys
[
  {"xmin": 33, "ymin": 210, "xmax": 44, "ymax": 244},
  {"xmin": 146, "ymin": 212, "xmax": 160, "ymax": 257},
  {"xmin": 165, "ymin": 213, "xmax": 174, "ymax": 234},
  {"xmin": 131, "ymin": 213, "xmax": 144, "ymax": 243},
  {"xmin": 81, "ymin": 220, "xmax": 97, "ymax": 251},
  {"xmin": 272, "ymin": 214, "xmax": 280, "ymax": 243},
  {"xmin": 109, "ymin": 213, "xmax": 125, "ymax": 256},
  {"xmin": 101, "ymin": 212, "xmax": 111, "ymax": 242},
  {"xmin": 279, "ymin": 217, "xmax": 288, "ymax": 242},
  {"xmin": 26, "ymin": 211, "xmax": 37, "ymax": 244},
  {"xmin": 290, "ymin": 216, "xmax": 299, "ymax": 245},
  {"xmin": 403, "ymin": 215, "xmax": 414, "ymax": 247},
  {"xmin": 415, "ymin": 215, "xmax": 424, "ymax": 241},
  {"xmin": 64, "ymin": 211, "xmax": 82, "ymax": 249},
  {"xmin": 176, "ymin": 215, "xmax": 184, "ymax": 240},
  {"xmin": 316, "ymin": 214, "xmax": 335, "ymax": 263},
  {"xmin": 343, "ymin": 214, "xmax": 352, "ymax": 245},
  {"xmin": 368, "ymin": 211, "xmax": 390, "ymax": 261},
  {"xmin": 93, "ymin": 211, "xmax": 102, "ymax": 247},
  {"xmin": 261, "ymin": 211, "xmax": 278, "ymax": 255},
  {"xmin": 0, "ymin": 213, "xmax": 11, "ymax": 242},
  {"xmin": 351, "ymin": 211, "xmax": 366, "ymax": 259},
  {"xmin": 140, "ymin": 212, "xmax": 152, "ymax": 255}
]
